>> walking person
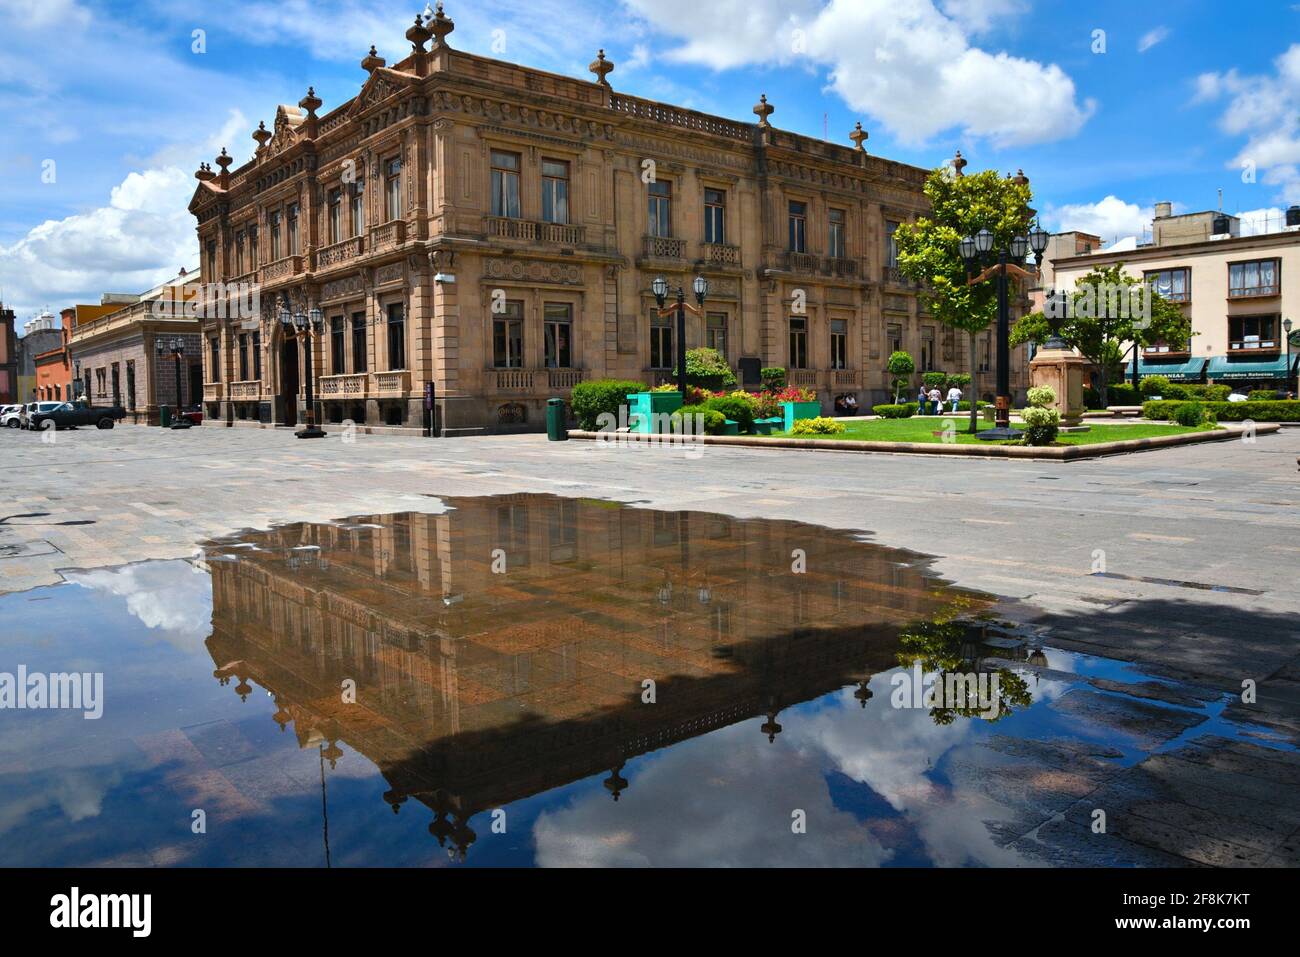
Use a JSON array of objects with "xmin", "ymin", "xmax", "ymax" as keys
[
  {"xmin": 927, "ymin": 386, "xmax": 942, "ymax": 415},
  {"xmin": 917, "ymin": 384, "xmax": 929, "ymax": 414},
  {"xmin": 946, "ymin": 382, "xmax": 963, "ymax": 414}
]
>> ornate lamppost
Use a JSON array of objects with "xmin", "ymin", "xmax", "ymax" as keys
[
  {"xmin": 651, "ymin": 275, "xmax": 709, "ymax": 395},
  {"xmin": 1285, "ymin": 317, "xmax": 1296, "ymax": 398},
  {"xmin": 959, "ymin": 223, "xmax": 1050, "ymax": 439},
  {"xmin": 155, "ymin": 336, "xmax": 191, "ymax": 428},
  {"xmin": 278, "ymin": 295, "xmax": 325, "ymax": 438}
]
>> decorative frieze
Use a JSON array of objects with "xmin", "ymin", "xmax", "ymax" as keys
[{"xmin": 483, "ymin": 258, "xmax": 582, "ymax": 285}]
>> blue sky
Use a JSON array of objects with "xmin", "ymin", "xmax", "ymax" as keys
[{"xmin": 2, "ymin": 0, "xmax": 1298, "ymax": 323}]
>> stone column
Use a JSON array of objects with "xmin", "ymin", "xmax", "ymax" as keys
[{"xmin": 1029, "ymin": 346, "xmax": 1088, "ymax": 427}]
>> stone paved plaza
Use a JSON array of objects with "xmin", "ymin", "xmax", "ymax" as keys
[{"xmin": 2, "ymin": 421, "xmax": 1299, "ymax": 866}]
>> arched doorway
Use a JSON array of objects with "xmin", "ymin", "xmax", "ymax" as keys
[{"xmin": 280, "ymin": 337, "xmax": 299, "ymax": 427}]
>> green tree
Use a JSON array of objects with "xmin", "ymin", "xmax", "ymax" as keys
[
  {"xmin": 886, "ymin": 350, "xmax": 915, "ymax": 403},
  {"xmin": 1009, "ymin": 263, "xmax": 1192, "ymax": 407},
  {"xmin": 894, "ymin": 168, "xmax": 1034, "ymax": 432}
]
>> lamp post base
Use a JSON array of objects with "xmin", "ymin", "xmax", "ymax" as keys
[
  {"xmin": 168, "ymin": 420, "xmax": 192, "ymax": 430},
  {"xmin": 295, "ymin": 426, "xmax": 327, "ymax": 439},
  {"xmin": 976, "ymin": 426, "xmax": 1024, "ymax": 441}
]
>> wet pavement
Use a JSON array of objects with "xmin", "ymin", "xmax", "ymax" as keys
[{"xmin": 2, "ymin": 494, "xmax": 1296, "ymax": 867}]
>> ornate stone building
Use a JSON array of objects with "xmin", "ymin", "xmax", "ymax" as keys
[{"xmin": 189, "ymin": 5, "xmax": 1028, "ymax": 435}]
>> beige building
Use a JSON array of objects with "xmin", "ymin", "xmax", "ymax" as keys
[
  {"xmin": 188, "ymin": 5, "xmax": 1030, "ymax": 435},
  {"xmin": 67, "ymin": 272, "xmax": 205, "ymax": 423},
  {"xmin": 1050, "ymin": 204, "xmax": 1300, "ymax": 391}
]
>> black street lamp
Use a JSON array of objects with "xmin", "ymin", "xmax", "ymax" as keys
[
  {"xmin": 1285, "ymin": 317, "xmax": 1295, "ymax": 398},
  {"xmin": 278, "ymin": 294, "xmax": 325, "ymax": 438},
  {"xmin": 652, "ymin": 274, "xmax": 709, "ymax": 396},
  {"xmin": 960, "ymin": 221, "xmax": 1051, "ymax": 440},
  {"xmin": 155, "ymin": 336, "xmax": 191, "ymax": 429}
]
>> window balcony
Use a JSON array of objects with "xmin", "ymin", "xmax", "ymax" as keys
[
  {"xmin": 228, "ymin": 380, "xmax": 262, "ymax": 400},
  {"xmin": 643, "ymin": 235, "xmax": 686, "ymax": 259},
  {"xmin": 317, "ymin": 236, "xmax": 365, "ymax": 269},
  {"xmin": 831, "ymin": 369, "xmax": 860, "ymax": 387},
  {"xmin": 883, "ymin": 265, "xmax": 908, "ymax": 286},
  {"xmin": 369, "ymin": 220, "xmax": 407, "ymax": 253},
  {"xmin": 319, "ymin": 372, "xmax": 369, "ymax": 397},
  {"xmin": 786, "ymin": 251, "xmax": 818, "ymax": 274},
  {"xmin": 371, "ymin": 369, "xmax": 410, "ymax": 395},
  {"xmin": 787, "ymin": 369, "xmax": 819, "ymax": 387},
  {"xmin": 701, "ymin": 242, "xmax": 741, "ymax": 267},
  {"xmin": 824, "ymin": 257, "xmax": 857, "ymax": 278},
  {"xmin": 485, "ymin": 216, "xmax": 585, "ymax": 246},
  {"xmin": 488, "ymin": 368, "xmax": 586, "ymax": 393},
  {"xmin": 203, "ymin": 382, "xmax": 223, "ymax": 401},
  {"xmin": 262, "ymin": 255, "xmax": 303, "ymax": 283}
]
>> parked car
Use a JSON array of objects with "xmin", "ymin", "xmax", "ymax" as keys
[
  {"xmin": 1, "ymin": 404, "xmax": 23, "ymax": 428},
  {"xmin": 27, "ymin": 400, "xmax": 126, "ymax": 431},
  {"xmin": 20, "ymin": 401, "xmax": 64, "ymax": 429},
  {"xmin": 177, "ymin": 404, "xmax": 203, "ymax": 425}
]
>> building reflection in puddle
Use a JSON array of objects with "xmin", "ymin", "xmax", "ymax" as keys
[{"xmin": 201, "ymin": 494, "xmax": 1006, "ymax": 861}]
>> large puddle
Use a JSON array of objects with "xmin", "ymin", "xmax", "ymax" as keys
[{"xmin": 0, "ymin": 494, "xmax": 1286, "ymax": 866}]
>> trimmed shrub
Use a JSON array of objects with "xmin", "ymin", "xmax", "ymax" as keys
[
  {"xmin": 760, "ymin": 367, "xmax": 787, "ymax": 390},
  {"xmin": 1170, "ymin": 401, "xmax": 1206, "ymax": 427},
  {"xmin": 1141, "ymin": 399, "xmax": 1300, "ymax": 423},
  {"xmin": 922, "ymin": 371, "xmax": 948, "ymax": 388},
  {"xmin": 571, "ymin": 379, "xmax": 646, "ymax": 430},
  {"xmin": 685, "ymin": 347, "xmax": 737, "ymax": 390},
  {"xmin": 873, "ymin": 403, "xmax": 915, "ymax": 418},
  {"xmin": 947, "ymin": 372, "xmax": 972, "ymax": 389},
  {"xmin": 1249, "ymin": 389, "xmax": 1280, "ymax": 401},
  {"xmin": 1021, "ymin": 405, "xmax": 1060, "ymax": 446},
  {"xmin": 790, "ymin": 416, "xmax": 846, "ymax": 435},
  {"xmin": 1107, "ymin": 383, "xmax": 1142, "ymax": 405},
  {"xmin": 705, "ymin": 392, "xmax": 757, "ymax": 432},
  {"xmin": 673, "ymin": 405, "xmax": 726, "ymax": 435},
  {"xmin": 1140, "ymin": 375, "xmax": 1171, "ymax": 398},
  {"xmin": 1026, "ymin": 384, "xmax": 1056, "ymax": 408}
]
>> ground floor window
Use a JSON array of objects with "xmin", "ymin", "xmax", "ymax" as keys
[
  {"xmin": 887, "ymin": 322, "xmax": 903, "ymax": 357},
  {"xmin": 543, "ymin": 303, "xmax": 572, "ymax": 368},
  {"xmin": 650, "ymin": 317, "xmax": 673, "ymax": 370},
  {"xmin": 386, "ymin": 303, "xmax": 406, "ymax": 370},
  {"xmin": 830, "ymin": 319, "xmax": 847, "ymax": 369},
  {"xmin": 494, "ymin": 301, "xmax": 525, "ymax": 368},
  {"xmin": 920, "ymin": 327, "xmax": 936, "ymax": 371},
  {"xmin": 789, "ymin": 317, "xmax": 808, "ymax": 369},
  {"xmin": 706, "ymin": 312, "xmax": 727, "ymax": 358}
]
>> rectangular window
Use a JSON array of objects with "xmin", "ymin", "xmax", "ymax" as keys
[
  {"xmin": 1229, "ymin": 259, "xmax": 1279, "ymax": 297},
  {"xmin": 648, "ymin": 181, "xmax": 672, "ymax": 238},
  {"xmin": 252, "ymin": 331, "xmax": 262, "ymax": 380},
  {"xmin": 351, "ymin": 177, "xmax": 365, "ymax": 237},
  {"xmin": 706, "ymin": 312, "xmax": 727, "ymax": 358},
  {"xmin": 287, "ymin": 203, "xmax": 299, "ymax": 256},
  {"xmin": 829, "ymin": 209, "xmax": 846, "ymax": 258},
  {"xmin": 979, "ymin": 333, "xmax": 991, "ymax": 372},
  {"xmin": 704, "ymin": 189, "xmax": 726, "ymax": 244},
  {"xmin": 248, "ymin": 226, "xmax": 258, "ymax": 266},
  {"xmin": 490, "ymin": 150, "xmax": 521, "ymax": 218},
  {"xmin": 887, "ymin": 322, "xmax": 903, "ymax": 356},
  {"xmin": 650, "ymin": 315, "xmax": 673, "ymax": 370},
  {"xmin": 1229, "ymin": 314, "xmax": 1279, "ymax": 350},
  {"xmin": 328, "ymin": 188, "xmax": 343, "ymax": 245},
  {"xmin": 235, "ymin": 232, "xmax": 245, "ymax": 275},
  {"xmin": 886, "ymin": 221, "xmax": 900, "ymax": 267},
  {"xmin": 205, "ymin": 240, "xmax": 216, "ymax": 280},
  {"xmin": 126, "ymin": 360, "xmax": 135, "ymax": 410},
  {"xmin": 789, "ymin": 317, "xmax": 808, "ymax": 369},
  {"xmin": 385, "ymin": 157, "xmax": 402, "ymax": 222},
  {"xmin": 269, "ymin": 211, "xmax": 281, "ymax": 260},
  {"xmin": 541, "ymin": 159, "xmax": 569, "ymax": 224},
  {"xmin": 209, "ymin": 337, "xmax": 220, "ymax": 382},
  {"xmin": 788, "ymin": 201, "xmax": 807, "ymax": 252},
  {"xmin": 493, "ymin": 301, "xmax": 525, "ymax": 368},
  {"xmin": 238, "ymin": 333, "xmax": 249, "ymax": 381},
  {"xmin": 351, "ymin": 313, "xmax": 367, "ymax": 373},
  {"xmin": 386, "ymin": 303, "xmax": 405, "ymax": 370},
  {"xmin": 830, "ymin": 319, "xmax": 847, "ymax": 369},
  {"xmin": 543, "ymin": 303, "xmax": 572, "ymax": 368},
  {"xmin": 1145, "ymin": 267, "xmax": 1189, "ymax": 303},
  {"xmin": 111, "ymin": 363, "xmax": 121, "ymax": 406},
  {"xmin": 331, "ymin": 316, "xmax": 345, "ymax": 372},
  {"xmin": 920, "ymin": 327, "xmax": 935, "ymax": 371}
]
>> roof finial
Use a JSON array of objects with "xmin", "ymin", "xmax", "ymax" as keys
[
  {"xmin": 849, "ymin": 121, "xmax": 868, "ymax": 152},
  {"xmin": 361, "ymin": 44, "xmax": 385, "ymax": 73},
  {"xmin": 407, "ymin": 14, "xmax": 431, "ymax": 53},
  {"xmin": 951, "ymin": 149, "xmax": 967, "ymax": 177},
  {"xmin": 753, "ymin": 93, "xmax": 774, "ymax": 129},
  {"xmin": 589, "ymin": 49, "xmax": 614, "ymax": 88},
  {"xmin": 429, "ymin": 2, "xmax": 455, "ymax": 47}
]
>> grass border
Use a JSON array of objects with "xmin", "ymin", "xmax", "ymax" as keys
[{"xmin": 566, "ymin": 422, "xmax": 1279, "ymax": 460}]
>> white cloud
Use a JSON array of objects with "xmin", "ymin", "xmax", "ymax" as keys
[
  {"xmin": 65, "ymin": 560, "xmax": 212, "ymax": 653},
  {"xmin": 0, "ymin": 167, "xmax": 199, "ymax": 319},
  {"xmin": 1196, "ymin": 44, "xmax": 1300, "ymax": 204},
  {"xmin": 1236, "ymin": 206, "xmax": 1287, "ymax": 235},
  {"xmin": 1137, "ymin": 26, "xmax": 1169, "ymax": 53},
  {"xmin": 623, "ymin": 0, "xmax": 1092, "ymax": 146},
  {"xmin": 1043, "ymin": 195, "xmax": 1157, "ymax": 245}
]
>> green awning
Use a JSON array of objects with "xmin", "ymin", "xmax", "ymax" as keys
[
  {"xmin": 1136, "ymin": 357, "xmax": 1208, "ymax": 381},
  {"xmin": 1206, "ymin": 355, "xmax": 1298, "ymax": 381}
]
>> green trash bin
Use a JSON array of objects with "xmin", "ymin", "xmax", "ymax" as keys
[
  {"xmin": 546, "ymin": 397, "xmax": 568, "ymax": 441},
  {"xmin": 159, "ymin": 405, "xmax": 172, "ymax": 428}
]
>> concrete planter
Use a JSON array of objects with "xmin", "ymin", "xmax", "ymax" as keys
[
  {"xmin": 628, "ymin": 391, "xmax": 683, "ymax": 434},
  {"xmin": 781, "ymin": 400, "xmax": 821, "ymax": 432}
]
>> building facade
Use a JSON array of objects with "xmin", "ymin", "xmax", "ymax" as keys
[
  {"xmin": 67, "ymin": 274, "xmax": 205, "ymax": 423},
  {"xmin": 0, "ymin": 305, "xmax": 15, "ymax": 404},
  {"xmin": 189, "ymin": 6, "xmax": 1029, "ymax": 435},
  {"xmin": 32, "ymin": 310, "xmax": 74, "ymax": 401},
  {"xmin": 1051, "ymin": 205, "xmax": 1300, "ymax": 393}
]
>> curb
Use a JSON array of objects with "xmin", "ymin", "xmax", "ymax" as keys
[{"xmin": 565, "ymin": 423, "xmax": 1279, "ymax": 460}]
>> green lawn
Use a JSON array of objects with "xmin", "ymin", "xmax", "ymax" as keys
[{"xmin": 768, "ymin": 418, "xmax": 1215, "ymax": 446}]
